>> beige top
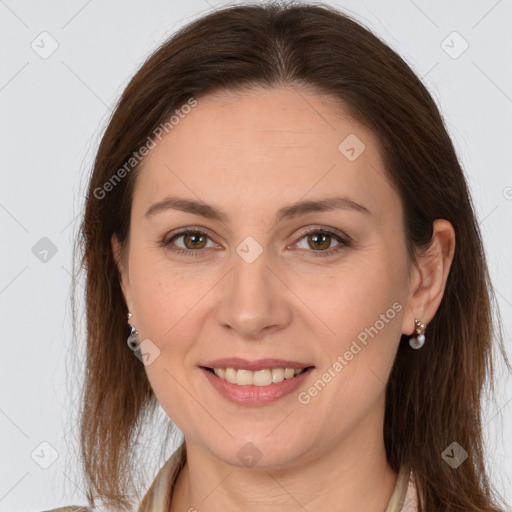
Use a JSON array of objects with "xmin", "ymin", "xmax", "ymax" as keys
[
  {"xmin": 137, "ymin": 443, "xmax": 419, "ymax": 512},
  {"xmin": 43, "ymin": 443, "xmax": 419, "ymax": 511}
]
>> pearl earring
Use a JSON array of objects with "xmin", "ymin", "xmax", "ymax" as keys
[
  {"xmin": 127, "ymin": 312, "xmax": 140, "ymax": 350},
  {"xmin": 409, "ymin": 319, "xmax": 426, "ymax": 349}
]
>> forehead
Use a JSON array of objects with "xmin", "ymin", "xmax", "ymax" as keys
[{"xmin": 132, "ymin": 85, "xmax": 396, "ymax": 223}]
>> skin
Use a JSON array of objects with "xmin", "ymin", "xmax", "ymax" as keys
[{"xmin": 112, "ymin": 85, "xmax": 455, "ymax": 511}]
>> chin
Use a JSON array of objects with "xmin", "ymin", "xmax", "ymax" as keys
[{"xmin": 199, "ymin": 429, "xmax": 313, "ymax": 470}]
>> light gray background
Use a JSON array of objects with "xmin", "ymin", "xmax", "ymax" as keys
[{"xmin": 1, "ymin": 0, "xmax": 511, "ymax": 510}]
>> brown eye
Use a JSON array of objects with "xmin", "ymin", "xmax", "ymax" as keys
[
  {"xmin": 307, "ymin": 232, "xmax": 333, "ymax": 251},
  {"xmin": 164, "ymin": 229, "xmax": 215, "ymax": 255},
  {"xmin": 294, "ymin": 228, "xmax": 350, "ymax": 257},
  {"xmin": 181, "ymin": 232, "xmax": 208, "ymax": 250}
]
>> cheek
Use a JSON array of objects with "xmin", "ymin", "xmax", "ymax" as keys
[
  {"xmin": 143, "ymin": 365, "xmax": 203, "ymax": 442},
  {"xmin": 128, "ymin": 248, "xmax": 203, "ymax": 341},
  {"xmin": 301, "ymin": 289, "xmax": 402, "ymax": 445},
  {"xmin": 293, "ymin": 253, "xmax": 401, "ymax": 343},
  {"xmin": 131, "ymin": 264, "xmax": 204, "ymax": 432},
  {"xmin": 302, "ymin": 256, "xmax": 404, "ymax": 398}
]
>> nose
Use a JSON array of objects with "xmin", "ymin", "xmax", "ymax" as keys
[{"xmin": 214, "ymin": 247, "xmax": 293, "ymax": 340}]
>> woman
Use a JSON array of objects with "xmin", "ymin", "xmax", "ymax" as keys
[{"xmin": 50, "ymin": 2, "xmax": 510, "ymax": 511}]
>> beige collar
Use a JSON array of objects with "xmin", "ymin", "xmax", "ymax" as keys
[
  {"xmin": 384, "ymin": 464, "xmax": 419, "ymax": 511},
  {"xmin": 138, "ymin": 444, "xmax": 418, "ymax": 512}
]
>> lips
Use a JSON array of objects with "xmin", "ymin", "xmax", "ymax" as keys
[{"xmin": 200, "ymin": 357, "xmax": 315, "ymax": 406}]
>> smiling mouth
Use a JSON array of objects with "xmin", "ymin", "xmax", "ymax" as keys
[{"xmin": 202, "ymin": 366, "xmax": 314, "ymax": 386}]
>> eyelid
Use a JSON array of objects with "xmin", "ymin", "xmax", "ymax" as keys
[
  {"xmin": 163, "ymin": 225, "xmax": 216, "ymax": 243},
  {"xmin": 292, "ymin": 225, "xmax": 352, "ymax": 244}
]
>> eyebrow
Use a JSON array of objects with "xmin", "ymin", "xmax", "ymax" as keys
[{"xmin": 144, "ymin": 195, "xmax": 371, "ymax": 223}]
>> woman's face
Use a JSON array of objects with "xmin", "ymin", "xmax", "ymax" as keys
[{"xmin": 113, "ymin": 85, "xmax": 415, "ymax": 468}]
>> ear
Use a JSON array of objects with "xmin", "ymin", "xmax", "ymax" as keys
[
  {"xmin": 402, "ymin": 219, "xmax": 456, "ymax": 335},
  {"xmin": 111, "ymin": 234, "xmax": 133, "ymax": 313}
]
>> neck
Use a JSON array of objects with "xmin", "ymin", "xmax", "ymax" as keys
[{"xmin": 170, "ymin": 398, "xmax": 397, "ymax": 512}]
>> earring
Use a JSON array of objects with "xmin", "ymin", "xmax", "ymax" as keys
[
  {"xmin": 127, "ymin": 312, "xmax": 140, "ymax": 350},
  {"xmin": 409, "ymin": 319, "xmax": 426, "ymax": 349}
]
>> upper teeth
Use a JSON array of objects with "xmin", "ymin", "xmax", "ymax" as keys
[{"xmin": 213, "ymin": 367, "xmax": 305, "ymax": 386}]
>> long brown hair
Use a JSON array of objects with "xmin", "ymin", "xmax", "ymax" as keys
[{"xmin": 71, "ymin": 2, "xmax": 510, "ymax": 510}]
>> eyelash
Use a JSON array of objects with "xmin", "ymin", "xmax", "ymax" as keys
[{"xmin": 160, "ymin": 227, "xmax": 351, "ymax": 258}]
